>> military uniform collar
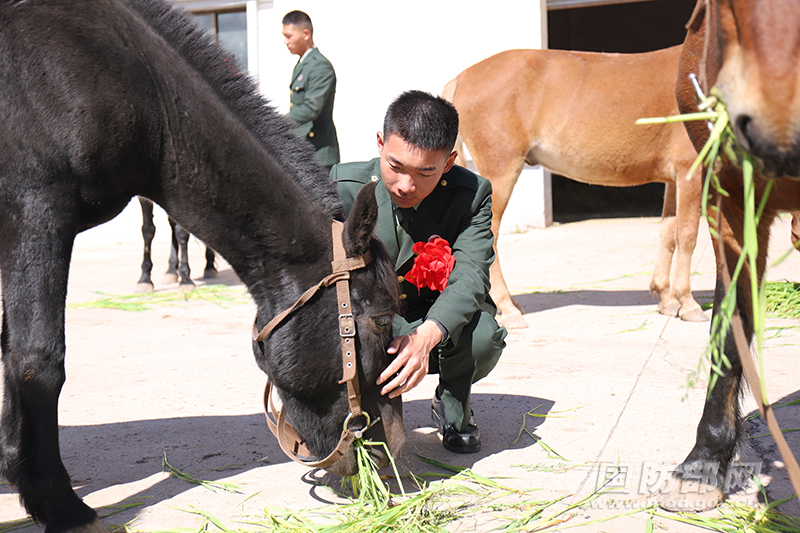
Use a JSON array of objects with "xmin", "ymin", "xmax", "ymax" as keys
[{"xmin": 298, "ymin": 46, "xmax": 317, "ymax": 64}]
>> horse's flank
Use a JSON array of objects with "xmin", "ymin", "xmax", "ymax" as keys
[{"xmin": 452, "ymin": 47, "xmax": 693, "ymax": 185}]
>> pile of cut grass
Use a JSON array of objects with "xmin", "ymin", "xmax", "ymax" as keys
[
  {"xmin": 153, "ymin": 441, "xmax": 607, "ymax": 533},
  {"xmin": 655, "ymin": 499, "xmax": 800, "ymax": 533},
  {"xmin": 766, "ymin": 281, "xmax": 800, "ymax": 320}
]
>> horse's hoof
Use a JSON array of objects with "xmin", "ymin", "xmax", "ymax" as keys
[
  {"xmin": 657, "ymin": 300, "xmax": 680, "ymax": 317},
  {"xmin": 203, "ymin": 268, "xmax": 218, "ymax": 279},
  {"xmin": 658, "ymin": 477, "xmax": 723, "ymax": 512},
  {"xmin": 679, "ymin": 307, "xmax": 710, "ymax": 322},
  {"xmin": 162, "ymin": 273, "xmax": 179, "ymax": 284},
  {"xmin": 135, "ymin": 282, "xmax": 154, "ymax": 294},
  {"xmin": 64, "ymin": 517, "xmax": 111, "ymax": 533},
  {"xmin": 498, "ymin": 312, "xmax": 528, "ymax": 329},
  {"xmin": 178, "ymin": 283, "xmax": 196, "ymax": 292}
]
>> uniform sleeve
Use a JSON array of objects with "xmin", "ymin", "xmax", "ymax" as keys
[
  {"xmin": 288, "ymin": 60, "xmax": 335, "ymax": 127},
  {"xmin": 425, "ymin": 180, "xmax": 495, "ymax": 346},
  {"xmin": 330, "ymin": 163, "xmax": 356, "ymax": 216}
]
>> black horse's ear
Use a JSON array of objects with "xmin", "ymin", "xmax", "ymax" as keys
[{"xmin": 343, "ymin": 181, "xmax": 379, "ymax": 257}]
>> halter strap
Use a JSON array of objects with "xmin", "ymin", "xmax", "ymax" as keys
[{"xmin": 252, "ymin": 220, "xmax": 373, "ymax": 469}]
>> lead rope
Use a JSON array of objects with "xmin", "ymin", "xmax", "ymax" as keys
[
  {"xmin": 715, "ymin": 196, "xmax": 800, "ymax": 501},
  {"xmin": 253, "ymin": 221, "xmax": 373, "ymax": 469}
]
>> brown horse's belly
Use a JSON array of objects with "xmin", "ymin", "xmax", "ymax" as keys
[{"xmin": 529, "ymin": 145, "xmax": 669, "ymax": 187}]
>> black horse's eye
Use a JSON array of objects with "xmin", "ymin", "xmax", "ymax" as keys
[{"xmin": 372, "ymin": 315, "xmax": 393, "ymax": 331}]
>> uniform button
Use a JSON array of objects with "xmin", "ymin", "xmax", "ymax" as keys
[
  {"xmin": 295, "ymin": 86, "xmax": 300, "ymax": 91},
  {"xmin": 370, "ymin": 175, "xmax": 378, "ymax": 182},
  {"xmin": 441, "ymin": 179, "xmax": 447, "ymax": 186},
  {"xmin": 289, "ymin": 102, "xmax": 293, "ymax": 107},
  {"xmin": 309, "ymin": 132, "xmax": 314, "ymax": 138},
  {"xmin": 397, "ymin": 275, "xmax": 404, "ymax": 282},
  {"xmin": 289, "ymin": 89, "xmax": 293, "ymax": 94},
  {"xmin": 399, "ymin": 293, "xmax": 407, "ymax": 300}
]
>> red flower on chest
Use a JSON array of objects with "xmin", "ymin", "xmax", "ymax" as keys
[{"xmin": 404, "ymin": 236, "xmax": 455, "ymax": 292}]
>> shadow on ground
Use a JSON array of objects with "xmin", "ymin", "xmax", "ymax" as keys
[
  {"xmin": 514, "ymin": 289, "xmax": 713, "ymax": 314},
  {"xmin": 0, "ymin": 393, "xmax": 554, "ymax": 528}
]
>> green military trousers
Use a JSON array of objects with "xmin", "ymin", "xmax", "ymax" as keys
[{"xmin": 393, "ymin": 302, "xmax": 507, "ymax": 431}]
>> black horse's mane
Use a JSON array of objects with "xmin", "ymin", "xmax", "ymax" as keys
[{"xmin": 129, "ymin": 0, "xmax": 344, "ymax": 219}]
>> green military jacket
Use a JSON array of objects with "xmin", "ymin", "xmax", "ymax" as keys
[
  {"xmin": 289, "ymin": 47, "xmax": 340, "ymax": 167},
  {"xmin": 331, "ymin": 158, "xmax": 495, "ymax": 346}
]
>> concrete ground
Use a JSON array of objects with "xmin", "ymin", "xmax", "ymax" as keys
[{"xmin": 1, "ymin": 200, "xmax": 799, "ymax": 531}]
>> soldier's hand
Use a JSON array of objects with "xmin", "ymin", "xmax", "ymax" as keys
[{"xmin": 377, "ymin": 320, "xmax": 442, "ymax": 398}]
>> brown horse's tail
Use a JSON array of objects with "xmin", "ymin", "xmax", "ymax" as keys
[{"xmin": 441, "ymin": 77, "xmax": 468, "ymax": 168}]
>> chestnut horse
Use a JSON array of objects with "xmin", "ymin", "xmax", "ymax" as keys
[
  {"xmin": 661, "ymin": 0, "xmax": 800, "ymax": 511},
  {"xmin": 442, "ymin": 46, "xmax": 706, "ymax": 329},
  {"xmin": 0, "ymin": 1, "xmax": 403, "ymax": 532}
]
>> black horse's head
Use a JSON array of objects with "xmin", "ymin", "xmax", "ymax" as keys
[{"xmin": 253, "ymin": 182, "xmax": 404, "ymax": 476}]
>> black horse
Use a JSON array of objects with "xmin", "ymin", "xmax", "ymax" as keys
[
  {"xmin": 0, "ymin": 1, "xmax": 404, "ymax": 532},
  {"xmin": 137, "ymin": 196, "xmax": 217, "ymax": 292}
]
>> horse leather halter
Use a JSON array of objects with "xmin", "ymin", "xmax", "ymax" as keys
[{"xmin": 252, "ymin": 220, "xmax": 374, "ymax": 469}]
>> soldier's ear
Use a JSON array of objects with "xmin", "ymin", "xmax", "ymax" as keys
[
  {"xmin": 443, "ymin": 151, "xmax": 457, "ymax": 173},
  {"xmin": 343, "ymin": 181, "xmax": 378, "ymax": 257}
]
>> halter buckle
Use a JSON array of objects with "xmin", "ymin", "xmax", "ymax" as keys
[{"xmin": 338, "ymin": 313, "xmax": 356, "ymax": 337}]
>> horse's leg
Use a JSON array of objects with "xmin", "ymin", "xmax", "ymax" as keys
[
  {"xmin": 791, "ymin": 212, "xmax": 800, "ymax": 249},
  {"xmin": 475, "ymin": 153, "xmax": 528, "ymax": 329},
  {"xmin": 673, "ymin": 167, "xmax": 707, "ymax": 322},
  {"xmin": 174, "ymin": 223, "xmax": 195, "ymax": 291},
  {"xmin": 136, "ymin": 197, "xmax": 156, "ymax": 293},
  {"xmin": 0, "ymin": 209, "xmax": 107, "ymax": 533},
  {"xmin": 660, "ymin": 204, "xmax": 771, "ymax": 512},
  {"xmin": 202, "ymin": 245, "xmax": 217, "ymax": 279},
  {"xmin": 651, "ymin": 182, "xmax": 681, "ymax": 316},
  {"xmin": 163, "ymin": 217, "xmax": 180, "ymax": 284}
]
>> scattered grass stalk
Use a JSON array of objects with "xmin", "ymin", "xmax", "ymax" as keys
[
  {"xmin": 509, "ymin": 406, "xmax": 569, "ymax": 461},
  {"xmin": 162, "ymin": 453, "xmax": 242, "ymax": 493},
  {"xmin": 639, "ymin": 87, "xmax": 776, "ymax": 406},
  {"xmin": 68, "ymin": 285, "xmax": 252, "ymax": 312},
  {"xmin": 0, "ymin": 517, "xmax": 35, "ymax": 533}
]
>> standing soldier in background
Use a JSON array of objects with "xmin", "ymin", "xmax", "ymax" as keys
[{"xmin": 281, "ymin": 10, "xmax": 340, "ymax": 169}]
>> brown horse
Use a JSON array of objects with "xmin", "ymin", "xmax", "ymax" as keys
[
  {"xmin": 661, "ymin": 0, "xmax": 800, "ymax": 511},
  {"xmin": 442, "ymin": 45, "xmax": 707, "ymax": 329}
]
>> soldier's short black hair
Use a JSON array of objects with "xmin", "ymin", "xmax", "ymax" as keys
[
  {"xmin": 383, "ymin": 90, "xmax": 459, "ymax": 153},
  {"xmin": 282, "ymin": 10, "xmax": 313, "ymax": 34}
]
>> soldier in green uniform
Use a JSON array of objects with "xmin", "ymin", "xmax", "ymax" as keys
[
  {"xmin": 282, "ymin": 10, "xmax": 339, "ymax": 168},
  {"xmin": 331, "ymin": 91, "xmax": 506, "ymax": 453}
]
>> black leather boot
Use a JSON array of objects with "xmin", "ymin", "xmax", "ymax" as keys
[{"xmin": 431, "ymin": 392, "xmax": 481, "ymax": 453}]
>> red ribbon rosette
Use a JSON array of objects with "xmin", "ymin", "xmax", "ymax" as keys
[{"xmin": 404, "ymin": 236, "xmax": 455, "ymax": 292}]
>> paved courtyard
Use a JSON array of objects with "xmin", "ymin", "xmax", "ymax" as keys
[{"xmin": 1, "ymin": 201, "xmax": 799, "ymax": 531}]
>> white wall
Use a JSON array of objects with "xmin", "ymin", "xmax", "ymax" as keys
[{"xmin": 253, "ymin": 1, "xmax": 547, "ymax": 162}]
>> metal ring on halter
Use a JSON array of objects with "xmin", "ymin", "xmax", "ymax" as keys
[{"xmin": 343, "ymin": 411, "xmax": 371, "ymax": 439}]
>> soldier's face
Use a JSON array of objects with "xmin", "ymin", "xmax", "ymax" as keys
[
  {"xmin": 377, "ymin": 132, "xmax": 456, "ymax": 208},
  {"xmin": 282, "ymin": 24, "xmax": 309, "ymax": 56}
]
